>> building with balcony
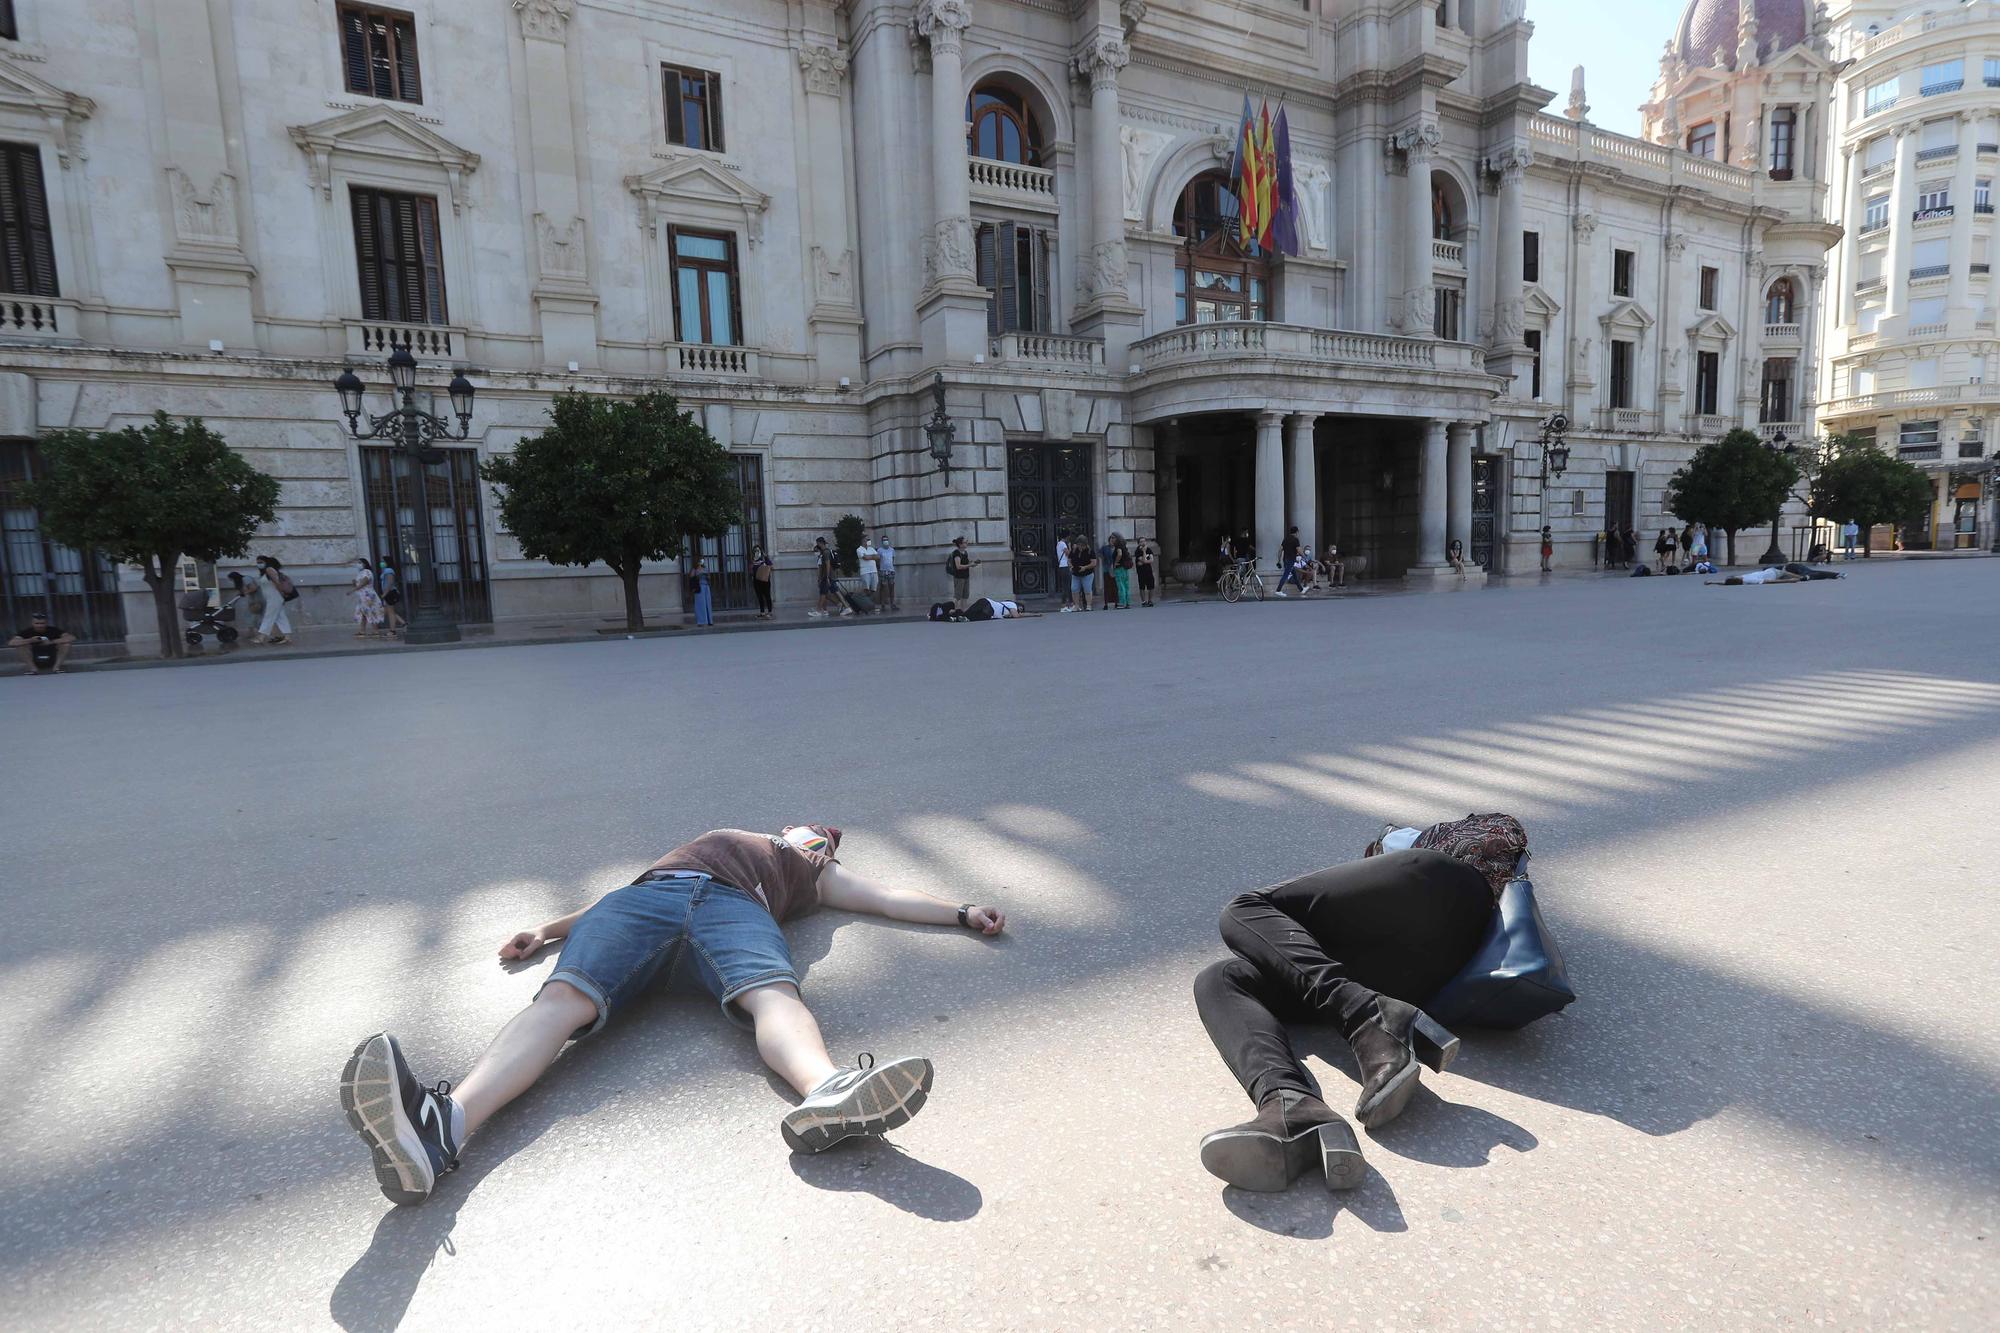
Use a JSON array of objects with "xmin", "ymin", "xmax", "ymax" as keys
[
  {"xmin": 1817, "ymin": 0, "xmax": 2000, "ymax": 549},
  {"xmin": 0, "ymin": 0, "xmax": 1843, "ymax": 654}
]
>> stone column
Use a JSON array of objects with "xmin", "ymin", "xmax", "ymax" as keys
[
  {"xmin": 1157, "ymin": 423, "xmax": 1181, "ymax": 563},
  {"xmin": 1492, "ymin": 147, "xmax": 1529, "ymax": 345},
  {"xmin": 1255, "ymin": 411, "xmax": 1286, "ymax": 572},
  {"xmin": 1446, "ymin": 423, "xmax": 1473, "ymax": 558},
  {"xmin": 1417, "ymin": 419, "xmax": 1448, "ymax": 567},
  {"xmin": 1074, "ymin": 34, "xmax": 1129, "ymax": 312},
  {"xmin": 799, "ymin": 40, "xmax": 863, "ymax": 379},
  {"xmin": 1568, "ymin": 210, "xmax": 1599, "ymax": 408},
  {"xmin": 1286, "ymin": 414, "xmax": 1317, "ymax": 557},
  {"xmin": 1659, "ymin": 231, "xmax": 1688, "ymax": 430},
  {"xmin": 1838, "ymin": 145, "xmax": 1863, "ymax": 324},
  {"xmin": 1398, "ymin": 124, "xmax": 1441, "ymax": 336},
  {"xmin": 913, "ymin": 1, "xmax": 987, "ymax": 362},
  {"xmin": 1882, "ymin": 124, "xmax": 1918, "ymax": 322},
  {"xmin": 152, "ymin": 0, "xmax": 255, "ymax": 348},
  {"xmin": 1947, "ymin": 111, "xmax": 1980, "ymax": 328},
  {"xmin": 515, "ymin": 0, "xmax": 599, "ymax": 369}
]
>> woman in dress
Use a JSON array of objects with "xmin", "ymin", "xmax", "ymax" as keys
[
  {"xmin": 352, "ymin": 558, "xmax": 385, "ymax": 637},
  {"xmin": 689, "ymin": 558, "xmax": 714, "ymax": 627},
  {"xmin": 751, "ymin": 546, "xmax": 775, "ymax": 620},
  {"xmin": 252, "ymin": 555, "xmax": 293, "ymax": 645}
]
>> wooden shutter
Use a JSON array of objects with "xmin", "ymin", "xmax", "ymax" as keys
[
  {"xmin": 389, "ymin": 194, "xmax": 422, "ymax": 322},
  {"xmin": 705, "ymin": 70, "xmax": 724, "ymax": 151},
  {"xmin": 339, "ymin": 7, "xmax": 372, "ymax": 93},
  {"xmin": 393, "ymin": 16, "xmax": 421, "ymax": 102},
  {"xmin": 663, "ymin": 65, "xmax": 684, "ymax": 145},
  {"xmin": 995, "ymin": 222, "xmax": 1020, "ymax": 332},
  {"xmin": 415, "ymin": 196, "xmax": 446, "ymax": 324},
  {"xmin": 17, "ymin": 146, "xmax": 57, "ymax": 297},
  {"xmin": 351, "ymin": 187, "xmax": 385, "ymax": 318},
  {"xmin": 976, "ymin": 223, "xmax": 998, "ymax": 334},
  {"xmin": 1031, "ymin": 228, "xmax": 1051, "ymax": 333}
]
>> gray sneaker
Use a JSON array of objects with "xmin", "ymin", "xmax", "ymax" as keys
[{"xmin": 781, "ymin": 1054, "xmax": 933, "ymax": 1153}]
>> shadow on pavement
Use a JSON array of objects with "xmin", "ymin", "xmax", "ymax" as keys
[
  {"xmin": 1221, "ymin": 1169, "xmax": 1409, "ymax": 1238},
  {"xmin": 787, "ymin": 1140, "xmax": 983, "ymax": 1222}
]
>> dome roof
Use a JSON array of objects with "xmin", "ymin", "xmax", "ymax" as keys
[{"xmin": 1676, "ymin": 0, "xmax": 1809, "ymax": 70}]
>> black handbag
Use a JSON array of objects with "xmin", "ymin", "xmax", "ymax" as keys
[{"xmin": 1425, "ymin": 856, "xmax": 1577, "ymax": 1029}]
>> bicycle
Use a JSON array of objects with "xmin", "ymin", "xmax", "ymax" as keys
[{"xmin": 1217, "ymin": 561, "xmax": 1266, "ymax": 603}]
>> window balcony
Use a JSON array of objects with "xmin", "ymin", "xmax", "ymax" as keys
[
  {"xmin": 665, "ymin": 342, "xmax": 758, "ymax": 376},
  {"xmin": 1825, "ymin": 384, "xmax": 1967, "ymax": 414},
  {"xmin": 1596, "ymin": 407, "xmax": 1662, "ymax": 433},
  {"xmin": 1431, "ymin": 238, "xmax": 1465, "ymax": 268},
  {"xmin": 1981, "ymin": 144, "xmax": 2000, "ymax": 156},
  {"xmin": 987, "ymin": 331, "xmax": 1104, "ymax": 368},
  {"xmin": 1856, "ymin": 276, "xmax": 1886, "ymax": 293},
  {"xmin": 1764, "ymin": 322, "xmax": 1803, "ymax": 342},
  {"xmin": 1974, "ymin": 263, "xmax": 1992, "ymax": 274},
  {"xmin": 1849, "ymin": 331, "xmax": 1879, "ymax": 350},
  {"xmin": 1130, "ymin": 322, "xmax": 1485, "ymax": 375},
  {"xmin": 1958, "ymin": 439, "xmax": 1988, "ymax": 459},
  {"xmin": 1915, "ymin": 145, "xmax": 1958, "ymax": 163},
  {"xmin": 967, "ymin": 158, "xmax": 1057, "ymax": 209},
  {"xmin": 1920, "ymin": 80, "xmax": 1964, "ymax": 97},
  {"xmin": 0, "ymin": 295, "xmax": 81, "ymax": 343},
  {"xmin": 1864, "ymin": 97, "xmax": 1898, "ymax": 117},
  {"xmin": 1976, "ymin": 203, "xmax": 1995, "ymax": 215},
  {"xmin": 1693, "ymin": 412, "xmax": 1736, "ymax": 436},
  {"xmin": 1757, "ymin": 421, "xmax": 1805, "ymax": 442},
  {"xmin": 1860, "ymin": 160, "xmax": 1894, "ymax": 181},
  {"xmin": 1898, "ymin": 443, "xmax": 1942, "ymax": 460},
  {"xmin": 347, "ymin": 319, "xmax": 462, "ymax": 360},
  {"xmin": 1860, "ymin": 222, "xmax": 1889, "ymax": 237},
  {"xmin": 1909, "ymin": 264, "xmax": 1952, "ymax": 280},
  {"xmin": 1909, "ymin": 322, "xmax": 1948, "ymax": 337}
]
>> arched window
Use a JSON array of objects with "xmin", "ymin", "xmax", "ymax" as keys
[
  {"xmin": 1765, "ymin": 277, "xmax": 1797, "ymax": 325},
  {"xmin": 967, "ymin": 85, "xmax": 1041, "ymax": 166},
  {"xmin": 1172, "ymin": 171, "xmax": 1269, "ymax": 324},
  {"xmin": 1431, "ymin": 180, "xmax": 1455, "ymax": 240}
]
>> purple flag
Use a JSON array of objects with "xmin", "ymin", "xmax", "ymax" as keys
[{"xmin": 1271, "ymin": 105, "xmax": 1300, "ymax": 257}]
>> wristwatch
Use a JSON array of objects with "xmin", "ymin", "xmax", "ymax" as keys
[{"xmin": 956, "ymin": 904, "xmax": 974, "ymax": 928}]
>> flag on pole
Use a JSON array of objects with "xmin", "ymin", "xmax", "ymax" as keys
[
  {"xmin": 1233, "ymin": 95, "xmax": 1262, "ymax": 247},
  {"xmin": 1271, "ymin": 104, "xmax": 1300, "ymax": 257},
  {"xmin": 1253, "ymin": 100, "xmax": 1277, "ymax": 249}
]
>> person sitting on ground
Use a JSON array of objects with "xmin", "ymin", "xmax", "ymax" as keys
[
  {"xmin": 1321, "ymin": 543, "xmax": 1345, "ymax": 589},
  {"xmin": 1447, "ymin": 538, "xmax": 1467, "ymax": 577},
  {"xmin": 10, "ymin": 611, "xmax": 75, "ymax": 675},
  {"xmin": 1292, "ymin": 548, "xmax": 1318, "ymax": 596},
  {"xmin": 341, "ymin": 824, "xmax": 1007, "ymax": 1206}
]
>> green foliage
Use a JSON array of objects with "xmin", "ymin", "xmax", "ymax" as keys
[
  {"xmin": 480, "ymin": 391, "xmax": 742, "ymax": 629},
  {"xmin": 1665, "ymin": 428, "xmax": 1799, "ymax": 561},
  {"xmin": 1809, "ymin": 434, "xmax": 1936, "ymax": 543},
  {"xmin": 833, "ymin": 513, "xmax": 866, "ymax": 578},
  {"xmin": 24, "ymin": 413, "xmax": 279, "ymax": 658}
]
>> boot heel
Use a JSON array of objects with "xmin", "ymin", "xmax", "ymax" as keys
[
  {"xmin": 1316, "ymin": 1119, "xmax": 1366, "ymax": 1192},
  {"xmin": 1411, "ymin": 1011, "xmax": 1459, "ymax": 1073}
]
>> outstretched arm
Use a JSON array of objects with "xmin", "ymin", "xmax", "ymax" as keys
[
  {"xmin": 818, "ymin": 861, "xmax": 1006, "ymax": 935},
  {"xmin": 498, "ymin": 900, "xmax": 595, "ymax": 961}
]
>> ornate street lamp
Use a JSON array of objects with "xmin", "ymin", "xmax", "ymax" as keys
[
  {"xmin": 924, "ymin": 377, "xmax": 956, "ymax": 475},
  {"xmin": 1537, "ymin": 411, "xmax": 1571, "ymax": 484},
  {"xmin": 332, "ymin": 345, "xmax": 477, "ymax": 644},
  {"xmin": 1760, "ymin": 430, "xmax": 1792, "ymax": 566}
]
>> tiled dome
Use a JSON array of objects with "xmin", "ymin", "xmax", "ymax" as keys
[{"xmin": 1676, "ymin": 0, "xmax": 1809, "ymax": 70}]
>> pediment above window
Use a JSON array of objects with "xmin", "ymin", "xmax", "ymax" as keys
[
  {"xmin": 1687, "ymin": 311, "xmax": 1737, "ymax": 343},
  {"xmin": 1600, "ymin": 299, "xmax": 1655, "ymax": 335},
  {"xmin": 0, "ymin": 63, "xmax": 94, "ymax": 167},
  {"xmin": 1523, "ymin": 284, "xmax": 1561, "ymax": 321},
  {"xmin": 289, "ymin": 106, "xmax": 481, "ymax": 209},
  {"xmin": 625, "ymin": 154, "xmax": 772, "ymax": 246}
]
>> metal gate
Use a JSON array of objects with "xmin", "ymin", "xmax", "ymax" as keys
[
  {"xmin": 1470, "ymin": 455, "xmax": 1497, "ymax": 571},
  {"xmin": 682, "ymin": 453, "xmax": 767, "ymax": 611},
  {"xmin": 0, "ymin": 440, "xmax": 127, "ymax": 643},
  {"xmin": 1007, "ymin": 441, "xmax": 1093, "ymax": 597},
  {"xmin": 1604, "ymin": 470, "xmax": 1635, "ymax": 538},
  {"xmin": 361, "ymin": 446, "xmax": 493, "ymax": 624}
]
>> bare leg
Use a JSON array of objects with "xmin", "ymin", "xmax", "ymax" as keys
[
  {"xmin": 450, "ymin": 981, "xmax": 598, "ymax": 1139},
  {"xmin": 736, "ymin": 983, "xmax": 838, "ymax": 1097},
  {"xmin": 52, "ymin": 641, "xmax": 71, "ymax": 671},
  {"xmin": 13, "ymin": 644, "xmax": 35, "ymax": 672}
]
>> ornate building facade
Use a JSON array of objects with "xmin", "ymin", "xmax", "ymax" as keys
[{"xmin": 0, "ymin": 0, "xmax": 1841, "ymax": 653}]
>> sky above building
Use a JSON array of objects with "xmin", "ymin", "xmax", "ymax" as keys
[{"xmin": 1526, "ymin": 0, "xmax": 1688, "ymax": 138}]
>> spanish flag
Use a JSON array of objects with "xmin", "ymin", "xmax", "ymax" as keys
[
  {"xmin": 1253, "ymin": 100, "xmax": 1278, "ymax": 250},
  {"xmin": 1233, "ymin": 95, "xmax": 1262, "ymax": 247}
]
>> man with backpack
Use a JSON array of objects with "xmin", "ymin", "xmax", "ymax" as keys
[
  {"xmin": 946, "ymin": 537, "xmax": 974, "ymax": 609},
  {"xmin": 253, "ymin": 555, "xmax": 297, "ymax": 645}
]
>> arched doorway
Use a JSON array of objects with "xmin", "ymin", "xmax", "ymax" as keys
[{"xmin": 1173, "ymin": 171, "xmax": 1269, "ymax": 324}]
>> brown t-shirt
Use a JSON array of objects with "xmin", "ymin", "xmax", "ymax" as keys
[{"xmin": 647, "ymin": 829, "xmax": 833, "ymax": 923}]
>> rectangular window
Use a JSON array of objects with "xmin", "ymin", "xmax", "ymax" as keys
[
  {"xmin": 1695, "ymin": 350, "xmax": 1719, "ymax": 415},
  {"xmin": 1699, "ymin": 265, "xmax": 1719, "ymax": 311},
  {"xmin": 1853, "ymin": 367, "xmax": 1876, "ymax": 396},
  {"xmin": 668, "ymin": 227, "xmax": 740, "ymax": 344},
  {"xmin": 1687, "ymin": 122, "xmax": 1717, "ymax": 159},
  {"xmin": 1909, "ymin": 295, "xmax": 1948, "ymax": 327},
  {"xmin": 1976, "ymin": 179, "xmax": 1992, "ymax": 212},
  {"xmin": 663, "ymin": 64, "xmax": 723, "ymax": 152},
  {"xmin": 1912, "ymin": 236, "xmax": 1950, "ymax": 276},
  {"xmin": 1858, "ymin": 305, "xmax": 1881, "ymax": 334},
  {"xmin": 1522, "ymin": 230, "xmax": 1540, "ymax": 284},
  {"xmin": 1612, "ymin": 248, "xmax": 1634, "ymax": 298},
  {"xmin": 1916, "ymin": 182, "xmax": 1952, "ymax": 214},
  {"xmin": 349, "ymin": 186, "xmax": 446, "ymax": 324},
  {"xmin": 1988, "ymin": 57, "xmax": 2000, "ymax": 88},
  {"xmin": 1760, "ymin": 357, "xmax": 1795, "ymax": 423},
  {"xmin": 975, "ymin": 221, "xmax": 1052, "ymax": 335},
  {"xmin": 1609, "ymin": 340, "xmax": 1633, "ymax": 409},
  {"xmin": 1433, "ymin": 287, "xmax": 1462, "ymax": 341},
  {"xmin": 1864, "ymin": 193, "xmax": 1890, "ymax": 231},
  {"xmin": 0, "ymin": 2, "xmax": 15, "ymax": 42},
  {"xmin": 1921, "ymin": 59, "xmax": 1964, "ymax": 96},
  {"xmin": 1173, "ymin": 266, "xmax": 1187, "ymax": 324},
  {"xmin": 1524, "ymin": 329, "xmax": 1543, "ymax": 399},
  {"xmin": 1900, "ymin": 420, "xmax": 1940, "ymax": 448},
  {"xmin": 1864, "ymin": 78, "xmax": 1899, "ymax": 115},
  {"xmin": 0, "ymin": 141, "xmax": 60, "ymax": 298},
  {"xmin": 338, "ymin": 5, "xmax": 422, "ymax": 104},
  {"xmin": 1864, "ymin": 134, "xmax": 1894, "ymax": 171},
  {"xmin": 1770, "ymin": 107, "xmax": 1796, "ymax": 177}
]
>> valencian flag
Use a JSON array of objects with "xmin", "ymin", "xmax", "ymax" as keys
[
  {"xmin": 1230, "ymin": 94, "xmax": 1263, "ymax": 246},
  {"xmin": 1230, "ymin": 95, "xmax": 1300, "ymax": 257}
]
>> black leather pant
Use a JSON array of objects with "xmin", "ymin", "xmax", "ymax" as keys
[{"xmin": 1194, "ymin": 850, "xmax": 1492, "ymax": 1107}]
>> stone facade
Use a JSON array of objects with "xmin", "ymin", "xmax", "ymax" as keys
[{"xmin": 0, "ymin": 0, "xmax": 1842, "ymax": 653}]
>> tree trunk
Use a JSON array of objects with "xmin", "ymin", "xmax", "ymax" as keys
[
  {"xmin": 144, "ymin": 557, "xmax": 183, "ymax": 659},
  {"xmin": 1724, "ymin": 528, "xmax": 1738, "ymax": 566},
  {"xmin": 614, "ymin": 560, "xmax": 645, "ymax": 631},
  {"xmin": 1863, "ymin": 531, "xmax": 1872, "ymax": 557}
]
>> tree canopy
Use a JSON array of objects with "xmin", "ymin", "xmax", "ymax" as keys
[
  {"xmin": 25, "ymin": 412, "xmax": 279, "ymax": 658},
  {"xmin": 1809, "ymin": 434, "xmax": 1936, "ymax": 552},
  {"xmin": 1665, "ymin": 428, "xmax": 1798, "ymax": 564},
  {"xmin": 480, "ymin": 391, "xmax": 744, "ymax": 629}
]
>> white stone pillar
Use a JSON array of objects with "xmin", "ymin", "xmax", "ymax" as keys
[
  {"xmin": 1418, "ymin": 419, "xmax": 1448, "ymax": 566},
  {"xmin": 1286, "ymin": 414, "xmax": 1317, "ymax": 557},
  {"xmin": 1660, "ymin": 231, "xmax": 1688, "ymax": 430},
  {"xmin": 1947, "ymin": 111, "xmax": 1980, "ymax": 326},
  {"xmin": 912, "ymin": 1, "xmax": 987, "ymax": 362},
  {"xmin": 516, "ymin": 0, "xmax": 599, "ymax": 369},
  {"xmin": 151, "ymin": 0, "xmax": 255, "ymax": 347},
  {"xmin": 1073, "ymin": 33, "xmax": 1130, "ymax": 312},
  {"xmin": 1399, "ymin": 124, "xmax": 1440, "ymax": 336},
  {"xmin": 1447, "ymin": 423, "xmax": 1473, "ymax": 558},
  {"xmin": 1883, "ymin": 125, "xmax": 1918, "ymax": 322},
  {"xmin": 1838, "ymin": 145, "xmax": 1863, "ymax": 324},
  {"xmin": 1255, "ymin": 411, "xmax": 1286, "ymax": 572},
  {"xmin": 1492, "ymin": 147, "xmax": 1529, "ymax": 348},
  {"xmin": 799, "ymin": 40, "xmax": 863, "ymax": 378},
  {"xmin": 1567, "ymin": 211, "xmax": 1599, "ymax": 407}
]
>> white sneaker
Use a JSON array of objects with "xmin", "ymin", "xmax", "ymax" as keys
[
  {"xmin": 839, "ymin": 608, "xmax": 855, "ymax": 618},
  {"xmin": 782, "ymin": 1054, "xmax": 934, "ymax": 1153},
  {"xmin": 1275, "ymin": 590, "xmax": 1288, "ymax": 598},
  {"xmin": 806, "ymin": 610, "xmax": 825, "ymax": 618}
]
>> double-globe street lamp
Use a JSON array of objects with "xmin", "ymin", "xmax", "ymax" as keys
[
  {"xmin": 1536, "ymin": 411, "xmax": 1570, "ymax": 536},
  {"xmin": 333, "ymin": 345, "xmax": 477, "ymax": 645}
]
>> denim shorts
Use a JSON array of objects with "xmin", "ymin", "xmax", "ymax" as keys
[{"xmin": 540, "ymin": 872, "xmax": 798, "ymax": 1034}]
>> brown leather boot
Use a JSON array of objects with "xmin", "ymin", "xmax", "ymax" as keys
[
  {"xmin": 1198, "ymin": 1090, "xmax": 1365, "ymax": 1192},
  {"xmin": 1348, "ymin": 995, "xmax": 1460, "ymax": 1129}
]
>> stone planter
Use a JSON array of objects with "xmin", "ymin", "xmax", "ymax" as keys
[{"xmin": 1171, "ymin": 559, "xmax": 1208, "ymax": 591}]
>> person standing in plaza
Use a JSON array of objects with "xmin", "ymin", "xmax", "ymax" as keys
[
  {"xmin": 750, "ymin": 546, "xmax": 775, "ymax": 620},
  {"xmin": 856, "ymin": 530, "xmax": 880, "ymax": 604},
  {"xmin": 1623, "ymin": 526, "xmax": 1641, "ymax": 572},
  {"xmin": 1842, "ymin": 520, "xmax": 1859, "ymax": 560},
  {"xmin": 875, "ymin": 535, "xmax": 897, "ymax": 613},
  {"xmin": 809, "ymin": 537, "xmax": 837, "ymax": 619},
  {"xmin": 1538, "ymin": 527, "xmax": 1553, "ymax": 573},
  {"xmin": 1056, "ymin": 530, "xmax": 1073, "ymax": 611},
  {"xmin": 1679, "ymin": 523, "xmax": 1695, "ymax": 570},
  {"xmin": 1069, "ymin": 536, "xmax": 1096, "ymax": 611},
  {"xmin": 253, "ymin": 555, "xmax": 295, "ymax": 645},
  {"xmin": 352, "ymin": 558, "xmax": 385, "ymax": 638},
  {"xmin": 1111, "ymin": 533, "xmax": 1134, "ymax": 609},
  {"xmin": 689, "ymin": 558, "xmax": 714, "ymax": 628},
  {"xmin": 947, "ymin": 536, "xmax": 974, "ymax": 609},
  {"xmin": 378, "ymin": 560, "xmax": 405, "ymax": 638},
  {"xmin": 1690, "ymin": 524, "xmax": 1709, "ymax": 570},
  {"xmin": 338, "ymin": 824, "xmax": 1008, "ymax": 1205},
  {"xmin": 1135, "ymin": 535, "xmax": 1158, "ymax": 607}
]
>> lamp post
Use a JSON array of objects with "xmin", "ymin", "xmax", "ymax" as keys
[
  {"xmin": 1759, "ymin": 430, "xmax": 1792, "ymax": 566},
  {"xmin": 1536, "ymin": 411, "xmax": 1570, "ymax": 534},
  {"xmin": 923, "ymin": 376, "xmax": 956, "ymax": 476},
  {"xmin": 333, "ymin": 345, "xmax": 477, "ymax": 645}
]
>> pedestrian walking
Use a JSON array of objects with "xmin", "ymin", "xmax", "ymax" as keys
[
  {"xmin": 1538, "ymin": 527, "xmax": 1553, "ymax": 573},
  {"xmin": 876, "ymin": 536, "xmax": 897, "ymax": 612},
  {"xmin": 689, "ymin": 558, "xmax": 714, "ymax": 627},
  {"xmin": 1136, "ymin": 536, "xmax": 1158, "ymax": 606},
  {"xmin": 1679, "ymin": 524, "xmax": 1695, "ymax": 569},
  {"xmin": 1623, "ymin": 526, "xmax": 1641, "ymax": 572},
  {"xmin": 1069, "ymin": 536, "xmax": 1096, "ymax": 611},
  {"xmin": 1111, "ymin": 533, "xmax": 1134, "ymax": 609},
  {"xmin": 856, "ymin": 530, "xmax": 880, "ymax": 599},
  {"xmin": 352, "ymin": 558, "xmax": 385, "ymax": 638},
  {"xmin": 1592, "ymin": 529, "xmax": 1604, "ymax": 569},
  {"xmin": 1654, "ymin": 528, "xmax": 1674, "ymax": 572},
  {"xmin": 252, "ymin": 555, "xmax": 295, "ymax": 645},
  {"xmin": 810, "ymin": 537, "xmax": 837, "ymax": 619},
  {"xmin": 378, "ymin": 560, "xmax": 405, "ymax": 637},
  {"xmin": 751, "ymin": 546, "xmax": 774, "ymax": 619},
  {"xmin": 947, "ymin": 536, "xmax": 974, "ymax": 609},
  {"xmin": 1274, "ymin": 526, "xmax": 1304, "ymax": 597},
  {"xmin": 1056, "ymin": 530, "xmax": 1073, "ymax": 611}
]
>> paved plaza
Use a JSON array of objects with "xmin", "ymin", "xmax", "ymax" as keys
[{"xmin": 4, "ymin": 560, "xmax": 1997, "ymax": 1331}]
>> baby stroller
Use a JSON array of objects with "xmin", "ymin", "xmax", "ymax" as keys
[{"xmin": 180, "ymin": 587, "xmax": 246, "ymax": 650}]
